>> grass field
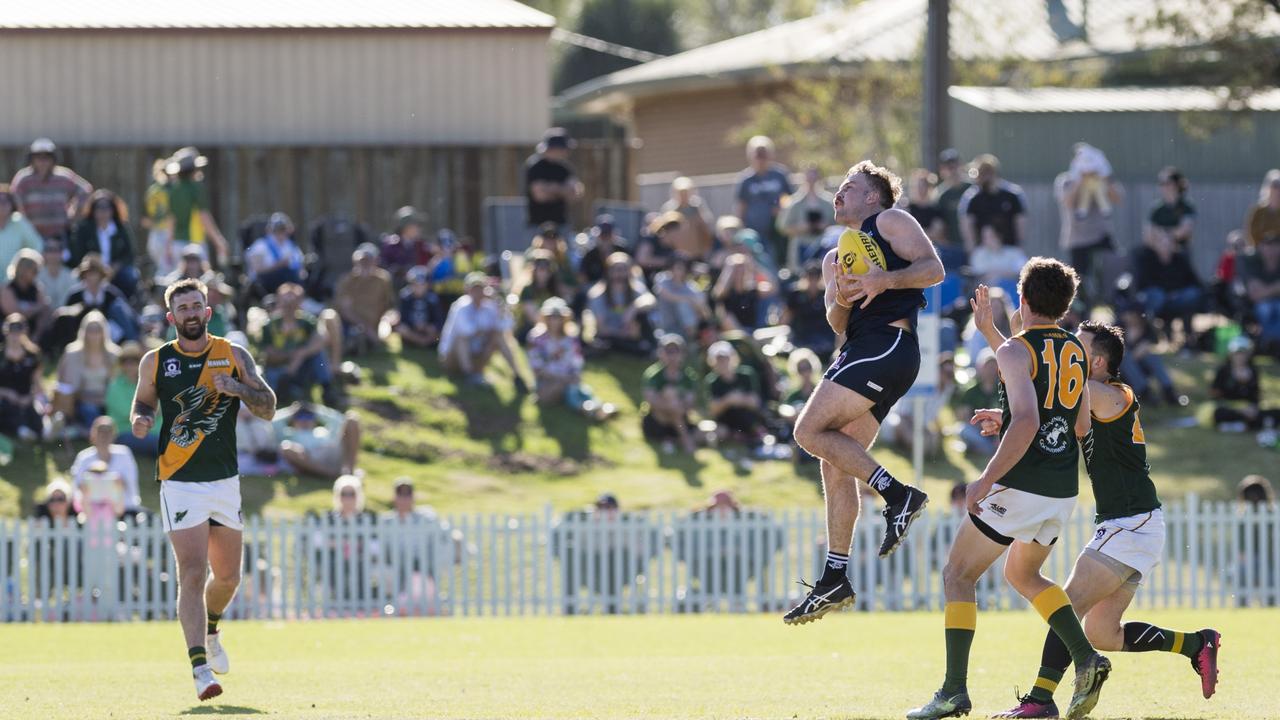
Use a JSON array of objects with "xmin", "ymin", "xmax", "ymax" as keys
[{"xmin": 0, "ymin": 609, "xmax": 1272, "ymax": 719}]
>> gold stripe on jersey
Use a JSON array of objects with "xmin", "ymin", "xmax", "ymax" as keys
[
  {"xmin": 158, "ymin": 338, "xmax": 237, "ymax": 481},
  {"xmin": 1093, "ymin": 382, "xmax": 1135, "ymax": 424}
]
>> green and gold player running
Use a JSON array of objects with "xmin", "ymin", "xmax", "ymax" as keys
[
  {"xmin": 962, "ymin": 303, "xmax": 1221, "ymax": 718},
  {"xmin": 131, "ymin": 278, "xmax": 277, "ymax": 702},
  {"xmin": 907, "ymin": 261, "xmax": 1109, "ymax": 720}
]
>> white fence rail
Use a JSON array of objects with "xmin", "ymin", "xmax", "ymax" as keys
[{"xmin": 2, "ymin": 497, "xmax": 1276, "ymax": 622}]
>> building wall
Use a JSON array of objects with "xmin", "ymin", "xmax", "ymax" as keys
[
  {"xmin": 631, "ymin": 84, "xmax": 784, "ymax": 177},
  {"xmin": 0, "ymin": 29, "xmax": 550, "ymax": 145}
]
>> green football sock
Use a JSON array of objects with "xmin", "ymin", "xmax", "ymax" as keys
[
  {"xmin": 943, "ymin": 602, "xmax": 977, "ymax": 694},
  {"xmin": 189, "ymin": 646, "xmax": 207, "ymax": 669},
  {"xmin": 207, "ymin": 611, "xmax": 221, "ymax": 636},
  {"xmin": 1032, "ymin": 585, "xmax": 1094, "ymax": 667},
  {"xmin": 1027, "ymin": 665, "xmax": 1064, "ymax": 703}
]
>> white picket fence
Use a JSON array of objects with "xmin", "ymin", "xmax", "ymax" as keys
[{"xmin": 1, "ymin": 497, "xmax": 1276, "ymax": 622}]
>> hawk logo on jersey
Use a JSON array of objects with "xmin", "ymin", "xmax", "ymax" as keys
[
  {"xmin": 169, "ymin": 385, "xmax": 233, "ymax": 449},
  {"xmin": 1037, "ymin": 416, "xmax": 1072, "ymax": 454},
  {"xmin": 163, "ymin": 358, "xmax": 181, "ymax": 378}
]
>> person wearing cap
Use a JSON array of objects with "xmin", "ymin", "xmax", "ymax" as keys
[
  {"xmin": 379, "ymin": 206, "xmax": 436, "ymax": 283},
  {"xmin": 71, "ymin": 415, "xmax": 141, "ymax": 513},
  {"xmin": 9, "ymin": 138, "xmax": 93, "ymax": 241},
  {"xmin": 0, "ymin": 184, "xmax": 43, "ymax": 280},
  {"xmin": 394, "ymin": 265, "xmax": 445, "ymax": 348},
  {"xmin": 587, "ymin": 252, "xmax": 656, "ymax": 356},
  {"xmin": 273, "ymin": 401, "xmax": 362, "ymax": 479},
  {"xmin": 525, "ymin": 127, "xmax": 582, "ymax": 237},
  {"xmin": 778, "ymin": 167, "xmax": 834, "ymax": 272},
  {"xmin": 641, "ymin": 333, "xmax": 700, "ymax": 454},
  {"xmin": 260, "ymin": 283, "xmax": 333, "ymax": 405},
  {"xmin": 0, "ymin": 312, "xmax": 47, "ymax": 443},
  {"xmin": 1211, "ymin": 335, "xmax": 1280, "ymax": 431},
  {"xmin": 334, "ymin": 244, "xmax": 397, "ymax": 353},
  {"xmin": 104, "ymin": 341, "xmax": 159, "ymax": 456},
  {"xmin": 70, "ymin": 189, "xmax": 139, "ymax": 299},
  {"xmin": 577, "ymin": 214, "xmax": 631, "ymax": 287},
  {"xmin": 1, "ymin": 248, "xmax": 52, "ymax": 339},
  {"xmin": 164, "ymin": 146, "xmax": 228, "ymax": 265},
  {"xmin": 527, "ymin": 297, "xmax": 613, "ymax": 419},
  {"xmin": 245, "ymin": 212, "xmax": 305, "ymax": 294},
  {"xmin": 660, "ymin": 176, "xmax": 715, "ymax": 261},
  {"xmin": 734, "ymin": 135, "xmax": 793, "ymax": 267},
  {"xmin": 438, "ymin": 271, "xmax": 527, "ymax": 389},
  {"xmin": 933, "ymin": 148, "xmax": 972, "ymax": 253},
  {"xmin": 635, "ymin": 211, "xmax": 682, "ymax": 279}
]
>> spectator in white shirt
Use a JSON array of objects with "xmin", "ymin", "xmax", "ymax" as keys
[
  {"xmin": 246, "ymin": 212, "xmax": 305, "ymax": 294},
  {"xmin": 438, "ymin": 272, "xmax": 528, "ymax": 389},
  {"xmin": 71, "ymin": 415, "xmax": 140, "ymax": 511},
  {"xmin": 36, "ymin": 237, "xmax": 75, "ymax": 308},
  {"xmin": 968, "ymin": 225, "xmax": 1028, "ymax": 292}
]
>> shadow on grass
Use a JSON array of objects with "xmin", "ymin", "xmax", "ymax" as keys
[
  {"xmin": 537, "ymin": 403, "xmax": 591, "ymax": 461},
  {"xmin": 179, "ymin": 704, "xmax": 265, "ymax": 715},
  {"xmin": 447, "ymin": 382, "xmax": 526, "ymax": 454},
  {"xmin": 654, "ymin": 443, "xmax": 706, "ymax": 488}
]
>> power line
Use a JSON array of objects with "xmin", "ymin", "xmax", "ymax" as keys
[{"xmin": 551, "ymin": 28, "xmax": 666, "ymax": 63}]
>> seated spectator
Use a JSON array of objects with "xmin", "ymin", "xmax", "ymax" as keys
[
  {"xmin": 881, "ymin": 352, "xmax": 956, "ymax": 458},
  {"xmin": 36, "ymin": 237, "xmax": 75, "ymax": 309},
  {"xmin": 652, "ymin": 255, "xmax": 709, "ymax": 342},
  {"xmin": 52, "ymin": 311, "xmax": 119, "ymax": 435},
  {"xmin": 660, "ymin": 177, "xmax": 715, "ymax": 260},
  {"xmin": 383, "ymin": 477, "xmax": 444, "ymax": 524},
  {"xmin": 1244, "ymin": 233, "xmax": 1280, "ymax": 350},
  {"xmin": 334, "ymin": 243, "xmax": 396, "ymax": 355},
  {"xmin": 1245, "ymin": 169, "xmax": 1280, "ymax": 248},
  {"xmin": 274, "ymin": 402, "xmax": 361, "ymax": 479},
  {"xmin": 969, "ymin": 225, "xmax": 1027, "ymax": 291},
  {"xmin": 963, "ymin": 286, "xmax": 1013, "ymax": 364},
  {"xmin": 1133, "ymin": 230, "xmax": 1203, "ymax": 343},
  {"xmin": 1117, "ymin": 307, "xmax": 1186, "ymax": 407},
  {"xmin": 260, "ymin": 283, "xmax": 333, "ymax": 405},
  {"xmin": 235, "ymin": 402, "xmax": 283, "ymax": 477},
  {"xmin": 636, "ymin": 212, "xmax": 682, "ymax": 280},
  {"xmin": 587, "ymin": 253, "xmax": 656, "ymax": 356},
  {"xmin": 79, "ymin": 459, "xmax": 127, "ymax": 526},
  {"xmin": 784, "ymin": 261, "xmax": 834, "ymax": 358},
  {"xmin": 641, "ymin": 334, "xmax": 699, "ymax": 454},
  {"xmin": 1, "ymin": 249, "xmax": 51, "ymax": 344},
  {"xmin": 1146, "ymin": 166, "xmax": 1196, "ymax": 250},
  {"xmin": 527, "ymin": 223, "xmax": 580, "ymax": 293},
  {"xmin": 59, "ymin": 253, "xmax": 138, "ymax": 344},
  {"xmin": 778, "ymin": 168, "xmax": 834, "ymax": 274},
  {"xmin": 0, "ymin": 313, "xmax": 46, "ymax": 442},
  {"xmin": 952, "ymin": 347, "xmax": 1000, "ymax": 456},
  {"xmin": 245, "ymin": 212, "xmax": 305, "ymax": 295},
  {"xmin": 1211, "ymin": 230, "xmax": 1245, "ymax": 318},
  {"xmin": 1239, "ymin": 474, "xmax": 1276, "ymax": 507},
  {"xmin": 713, "ymin": 252, "xmax": 772, "ymax": 331},
  {"xmin": 515, "ymin": 249, "xmax": 568, "ymax": 343},
  {"xmin": 380, "ymin": 206, "xmax": 434, "ymax": 283},
  {"xmin": 705, "ymin": 341, "xmax": 768, "ymax": 447},
  {"xmin": 905, "ymin": 169, "xmax": 946, "ymax": 243},
  {"xmin": 554, "ymin": 492, "xmax": 649, "ymax": 615},
  {"xmin": 0, "ymin": 184, "xmax": 42, "ymax": 279},
  {"xmin": 160, "ymin": 245, "xmax": 214, "ymax": 290},
  {"xmin": 429, "ymin": 231, "xmax": 478, "ymax": 310},
  {"xmin": 1211, "ymin": 336, "xmax": 1280, "ymax": 431},
  {"xmin": 439, "ymin": 272, "xmax": 527, "ymax": 389},
  {"xmin": 395, "ymin": 265, "xmax": 444, "ymax": 349},
  {"xmin": 779, "ymin": 349, "xmax": 820, "ymax": 461},
  {"xmin": 69, "ymin": 190, "xmax": 138, "ymax": 299},
  {"xmin": 71, "ymin": 416, "xmax": 140, "ymax": 512},
  {"xmin": 577, "ymin": 215, "xmax": 630, "ymax": 288},
  {"xmin": 34, "ymin": 478, "xmax": 77, "ymax": 526},
  {"xmin": 105, "ymin": 341, "xmax": 157, "ymax": 456},
  {"xmin": 527, "ymin": 298, "xmax": 613, "ymax": 419}
]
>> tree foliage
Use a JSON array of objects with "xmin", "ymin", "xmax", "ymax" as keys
[
  {"xmin": 672, "ymin": 0, "xmax": 825, "ymax": 47},
  {"xmin": 552, "ymin": 0, "xmax": 681, "ymax": 93}
]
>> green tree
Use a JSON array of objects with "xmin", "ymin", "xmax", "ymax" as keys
[
  {"xmin": 674, "ymin": 0, "xmax": 826, "ymax": 47},
  {"xmin": 553, "ymin": 0, "xmax": 681, "ymax": 93}
]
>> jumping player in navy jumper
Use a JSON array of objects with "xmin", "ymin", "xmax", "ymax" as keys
[{"xmin": 786, "ymin": 161, "xmax": 944, "ymax": 625}]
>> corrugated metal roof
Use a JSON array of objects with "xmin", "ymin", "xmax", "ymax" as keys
[
  {"xmin": 0, "ymin": 0, "xmax": 555, "ymax": 30},
  {"xmin": 950, "ymin": 86, "xmax": 1280, "ymax": 113},
  {"xmin": 560, "ymin": 0, "xmax": 1280, "ymax": 110}
]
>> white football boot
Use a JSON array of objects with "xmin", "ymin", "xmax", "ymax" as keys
[
  {"xmin": 207, "ymin": 631, "xmax": 230, "ymax": 674},
  {"xmin": 193, "ymin": 664, "xmax": 223, "ymax": 701}
]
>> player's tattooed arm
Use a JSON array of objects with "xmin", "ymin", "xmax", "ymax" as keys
[{"xmin": 220, "ymin": 345, "xmax": 278, "ymax": 421}]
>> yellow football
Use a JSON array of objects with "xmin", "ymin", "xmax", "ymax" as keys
[{"xmin": 837, "ymin": 229, "xmax": 886, "ymax": 275}]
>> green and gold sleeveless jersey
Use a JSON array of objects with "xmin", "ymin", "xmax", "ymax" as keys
[
  {"xmin": 155, "ymin": 335, "xmax": 240, "ymax": 482},
  {"xmin": 997, "ymin": 325, "xmax": 1088, "ymax": 499},
  {"xmin": 1081, "ymin": 381, "xmax": 1162, "ymax": 522}
]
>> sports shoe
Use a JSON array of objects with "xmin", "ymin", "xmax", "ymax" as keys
[
  {"xmin": 193, "ymin": 664, "xmax": 223, "ymax": 702},
  {"xmin": 782, "ymin": 577, "xmax": 855, "ymax": 626},
  {"xmin": 992, "ymin": 691, "xmax": 1059, "ymax": 718},
  {"xmin": 1190, "ymin": 629, "xmax": 1221, "ymax": 699},
  {"xmin": 207, "ymin": 631, "xmax": 230, "ymax": 675},
  {"xmin": 1064, "ymin": 652, "xmax": 1110, "ymax": 720},
  {"xmin": 905, "ymin": 688, "xmax": 972, "ymax": 719},
  {"xmin": 879, "ymin": 487, "xmax": 929, "ymax": 557}
]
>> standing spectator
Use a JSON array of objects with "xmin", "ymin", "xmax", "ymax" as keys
[
  {"xmin": 9, "ymin": 138, "xmax": 92, "ymax": 241},
  {"xmin": 1245, "ymin": 170, "xmax": 1280, "ymax": 248},
  {"xmin": 0, "ymin": 185, "xmax": 42, "ymax": 277},
  {"xmin": 274, "ymin": 403, "xmax": 362, "ymax": 479},
  {"xmin": 141, "ymin": 158, "xmax": 175, "ymax": 280},
  {"xmin": 577, "ymin": 215, "xmax": 630, "ymax": 288},
  {"xmin": 1055, "ymin": 143, "xmax": 1124, "ymax": 304},
  {"xmin": 525, "ymin": 128, "xmax": 582, "ymax": 239},
  {"xmin": 1243, "ymin": 233, "xmax": 1280, "ymax": 349},
  {"xmin": 71, "ymin": 416, "xmax": 141, "ymax": 512},
  {"xmin": 70, "ymin": 190, "xmax": 138, "ymax": 299},
  {"xmin": 734, "ymin": 136, "xmax": 793, "ymax": 267},
  {"xmin": 334, "ymin": 244, "xmax": 397, "ymax": 354},
  {"xmin": 394, "ymin": 265, "xmax": 444, "ymax": 349},
  {"xmin": 712, "ymin": 252, "xmax": 772, "ymax": 332},
  {"xmin": 778, "ymin": 167, "xmax": 834, "ymax": 273},
  {"xmin": 1146, "ymin": 166, "xmax": 1196, "ymax": 250},
  {"xmin": 958, "ymin": 153, "xmax": 1027, "ymax": 251},
  {"xmin": 260, "ymin": 283, "xmax": 332, "ymax": 405},
  {"xmin": 379, "ymin": 207, "xmax": 434, "ymax": 283},
  {"xmin": 52, "ymin": 311, "xmax": 119, "ymax": 435},
  {"xmin": 905, "ymin": 169, "xmax": 945, "ymax": 242},
  {"xmin": 968, "ymin": 225, "xmax": 1028, "ymax": 292},
  {"xmin": 36, "ymin": 237, "xmax": 75, "ymax": 309},
  {"xmin": 642, "ymin": 334, "xmax": 700, "ymax": 454},
  {"xmin": 245, "ymin": 212, "xmax": 305, "ymax": 295},
  {"xmin": 952, "ymin": 347, "xmax": 1000, "ymax": 456},
  {"xmin": 660, "ymin": 177, "xmax": 715, "ymax": 260},
  {"xmin": 933, "ymin": 149, "xmax": 972, "ymax": 253},
  {"xmin": 652, "ymin": 255, "xmax": 710, "ymax": 342},
  {"xmin": 1, "ymin": 249, "xmax": 52, "ymax": 339},
  {"xmin": 438, "ymin": 272, "xmax": 527, "ymax": 389},
  {"xmin": 0, "ymin": 313, "xmax": 46, "ymax": 442},
  {"xmin": 104, "ymin": 342, "xmax": 156, "ymax": 456},
  {"xmin": 704, "ymin": 341, "xmax": 767, "ymax": 447},
  {"xmin": 1133, "ymin": 231, "xmax": 1203, "ymax": 344},
  {"xmin": 784, "ymin": 261, "xmax": 834, "ymax": 359},
  {"xmin": 1117, "ymin": 307, "xmax": 1186, "ymax": 407},
  {"xmin": 1211, "ymin": 336, "xmax": 1280, "ymax": 431},
  {"xmin": 164, "ymin": 146, "xmax": 229, "ymax": 264},
  {"xmin": 527, "ymin": 298, "xmax": 612, "ymax": 419},
  {"xmin": 587, "ymin": 253, "xmax": 656, "ymax": 356}
]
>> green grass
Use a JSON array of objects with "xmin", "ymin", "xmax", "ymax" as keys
[
  {"xmin": 0, "ymin": 348, "xmax": 1277, "ymax": 518},
  {"xmin": 0, "ymin": 610, "xmax": 1271, "ymax": 719}
]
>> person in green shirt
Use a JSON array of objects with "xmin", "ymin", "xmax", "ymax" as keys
[
  {"xmin": 705, "ymin": 341, "xmax": 766, "ymax": 445},
  {"xmin": 641, "ymin": 334, "xmax": 700, "ymax": 454},
  {"xmin": 164, "ymin": 147, "xmax": 228, "ymax": 265},
  {"xmin": 104, "ymin": 341, "xmax": 158, "ymax": 456},
  {"xmin": 952, "ymin": 347, "xmax": 1000, "ymax": 456}
]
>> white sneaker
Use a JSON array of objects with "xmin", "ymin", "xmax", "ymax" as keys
[
  {"xmin": 207, "ymin": 631, "xmax": 230, "ymax": 674},
  {"xmin": 193, "ymin": 664, "xmax": 223, "ymax": 701}
]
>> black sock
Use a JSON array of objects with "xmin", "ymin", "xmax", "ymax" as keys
[
  {"xmin": 1123, "ymin": 621, "xmax": 1204, "ymax": 657},
  {"xmin": 189, "ymin": 646, "xmax": 207, "ymax": 669},
  {"xmin": 207, "ymin": 611, "xmax": 221, "ymax": 636},
  {"xmin": 1027, "ymin": 627, "xmax": 1073, "ymax": 702},
  {"xmin": 819, "ymin": 550, "xmax": 849, "ymax": 586},
  {"xmin": 868, "ymin": 466, "xmax": 910, "ymax": 505}
]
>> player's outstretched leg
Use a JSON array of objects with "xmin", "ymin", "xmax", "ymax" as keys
[
  {"xmin": 1122, "ymin": 623, "xmax": 1221, "ymax": 699},
  {"xmin": 783, "ymin": 458, "xmax": 857, "ymax": 625},
  {"xmin": 874, "ymin": 466, "xmax": 929, "ymax": 558}
]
